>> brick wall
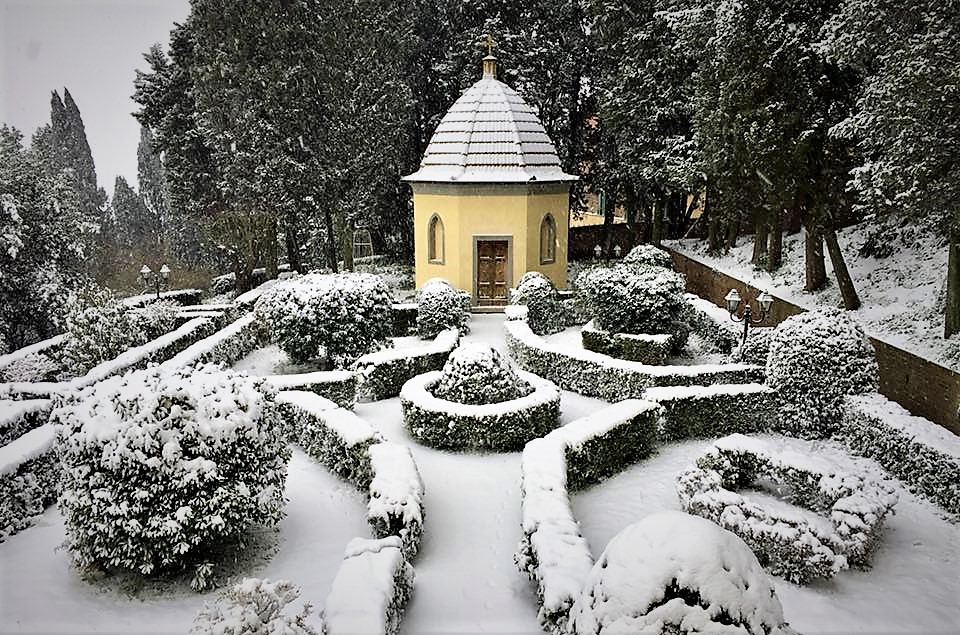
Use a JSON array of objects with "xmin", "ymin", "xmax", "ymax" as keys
[{"xmin": 669, "ymin": 248, "xmax": 960, "ymax": 436}]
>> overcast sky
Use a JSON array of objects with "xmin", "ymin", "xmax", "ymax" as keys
[{"xmin": 1, "ymin": 0, "xmax": 191, "ymax": 195}]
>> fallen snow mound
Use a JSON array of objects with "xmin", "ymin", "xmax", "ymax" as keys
[{"xmin": 567, "ymin": 511, "xmax": 796, "ymax": 635}]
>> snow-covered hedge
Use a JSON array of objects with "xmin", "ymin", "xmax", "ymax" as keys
[
  {"xmin": 324, "ymin": 537, "xmax": 414, "ymax": 635},
  {"xmin": 840, "ymin": 393, "xmax": 960, "ymax": 516},
  {"xmin": 415, "ymin": 278, "xmax": 469, "ymax": 338},
  {"xmin": 515, "ymin": 400, "xmax": 660, "ymax": 634},
  {"xmin": 367, "ymin": 443, "xmax": 425, "ymax": 559},
  {"xmin": 192, "ymin": 577, "xmax": 320, "ymax": 635},
  {"xmin": 577, "ymin": 263, "xmax": 687, "ymax": 337},
  {"xmin": 643, "ymin": 384, "xmax": 775, "ymax": 441},
  {"xmin": 53, "ymin": 365, "xmax": 288, "ymax": 590},
  {"xmin": 580, "ymin": 320, "xmax": 673, "ymax": 364},
  {"xmin": 275, "ymin": 391, "xmax": 382, "ymax": 488},
  {"xmin": 255, "ymin": 273, "xmax": 393, "ymax": 367},
  {"xmin": 0, "ymin": 317, "xmax": 216, "ymax": 401},
  {"xmin": 683, "ymin": 294, "xmax": 741, "ymax": 354},
  {"xmin": 0, "ymin": 424, "xmax": 58, "ymax": 541},
  {"xmin": 677, "ymin": 434, "xmax": 898, "ymax": 584},
  {"xmin": 266, "ymin": 371, "xmax": 358, "ymax": 409},
  {"xmin": 0, "ymin": 398, "xmax": 52, "ymax": 446},
  {"xmin": 505, "ymin": 319, "xmax": 764, "ymax": 401},
  {"xmin": 401, "ymin": 368, "xmax": 560, "ymax": 452},
  {"xmin": 0, "ymin": 333, "xmax": 65, "ymax": 382},
  {"xmin": 352, "ymin": 328, "xmax": 459, "ymax": 401},
  {"xmin": 60, "ymin": 286, "xmax": 142, "ymax": 376},
  {"xmin": 621, "ymin": 243, "xmax": 674, "ymax": 269},
  {"xmin": 209, "ymin": 272, "xmax": 237, "ymax": 297},
  {"xmin": 736, "ymin": 326, "xmax": 775, "ymax": 365},
  {"xmin": 510, "ymin": 272, "xmax": 565, "ymax": 336},
  {"xmin": 123, "ymin": 288, "xmax": 203, "ymax": 308},
  {"xmin": 767, "ymin": 309, "xmax": 879, "ymax": 438},
  {"xmin": 163, "ymin": 313, "xmax": 263, "ymax": 370},
  {"xmin": 567, "ymin": 511, "xmax": 797, "ymax": 635}
]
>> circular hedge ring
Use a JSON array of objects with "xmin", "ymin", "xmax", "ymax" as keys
[{"xmin": 400, "ymin": 370, "xmax": 561, "ymax": 452}]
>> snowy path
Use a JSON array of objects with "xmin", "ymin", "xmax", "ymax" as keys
[{"xmin": 355, "ymin": 314, "xmax": 610, "ymax": 634}]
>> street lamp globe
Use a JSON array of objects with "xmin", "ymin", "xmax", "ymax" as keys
[
  {"xmin": 594, "ymin": 244, "xmax": 602, "ymax": 259},
  {"xmin": 724, "ymin": 288, "xmax": 742, "ymax": 315},
  {"xmin": 159, "ymin": 264, "xmax": 171, "ymax": 280},
  {"xmin": 757, "ymin": 290, "xmax": 774, "ymax": 315}
]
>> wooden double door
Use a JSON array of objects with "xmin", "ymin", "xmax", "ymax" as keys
[{"xmin": 476, "ymin": 239, "xmax": 509, "ymax": 306}]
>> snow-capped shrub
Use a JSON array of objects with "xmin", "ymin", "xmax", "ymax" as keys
[
  {"xmin": 164, "ymin": 313, "xmax": 263, "ymax": 370},
  {"xmin": 621, "ymin": 243, "xmax": 673, "ymax": 269},
  {"xmin": 0, "ymin": 398, "xmax": 52, "ymax": 445},
  {"xmin": 736, "ymin": 326, "xmax": 775, "ymax": 365},
  {"xmin": 840, "ymin": 393, "xmax": 960, "ymax": 516},
  {"xmin": 59, "ymin": 286, "xmax": 137, "ymax": 376},
  {"xmin": 505, "ymin": 319, "xmax": 764, "ymax": 402},
  {"xmin": 677, "ymin": 435, "xmax": 898, "ymax": 584},
  {"xmin": 275, "ymin": 391, "xmax": 382, "ymax": 488},
  {"xmin": 576, "ymin": 263, "xmax": 687, "ymax": 337},
  {"xmin": 255, "ymin": 273, "xmax": 393, "ymax": 367},
  {"xmin": 53, "ymin": 365, "xmax": 289, "ymax": 589},
  {"xmin": 209, "ymin": 272, "xmax": 236, "ymax": 297},
  {"xmin": 1, "ymin": 425, "xmax": 59, "ymax": 541},
  {"xmin": 767, "ymin": 309, "xmax": 879, "ymax": 438},
  {"xmin": 432, "ymin": 343, "xmax": 531, "ymax": 405},
  {"xmin": 192, "ymin": 577, "xmax": 319, "ymax": 635},
  {"xmin": 510, "ymin": 272, "xmax": 564, "ymax": 336},
  {"xmin": 416, "ymin": 278, "xmax": 469, "ymax": 338},
  {"xmin": 644, "ymin": 384, "xmax": 775, "ymax": 441},
  {"xmin": 401, "ymin": 369, "xmax": 560, "ymax": 451},
  {"xmin": 353, "ymin": 328, "xmax": 459, "ymax": 401},
  {"xmin": 0, "ymin": 351, "xmax": 60, "ymax": 383},
  {"xmin": 580, "ymin": 320, "xmax": 673, "ymax": 364},
  {"xmin": 567, "ymin": 511, "xmax": 797, "ymax": 635},
  {"xmin": 128, "ymin": 300, "xmax": 178, "ymax": 343},
  {"xmin": 684, "ymin": 294, "xmax": 741, "ymax": 354},
  {"xmin": 325, "ymin": 537, "xmax": 414, "ymax": 635}
]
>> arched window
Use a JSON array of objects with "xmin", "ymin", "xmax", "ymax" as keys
[
  {"xmin": 428, "ymin": 214, "xmax": 444, "ymax": 264},
  {"xmin": 353, "ymin": 228, "xmax": 374, "ymax": 260},
  {"xmin": 540, "ymin": 213, "xmax": 557, "ymax": 264}
]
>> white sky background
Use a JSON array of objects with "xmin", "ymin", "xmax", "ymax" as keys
[{"xmin": 0, "ymin": 0, "xmax": 190, "ymax": 194}]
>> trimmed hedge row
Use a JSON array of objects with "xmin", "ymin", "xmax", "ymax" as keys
[
  {"xmin": 0, "ymin": 316, "xmax": 217, "ymax": 401},
  {"xmin": 122, "ymin": 288, "xmax": 203, "ymax": 308},
  {"xmin": 505, "ymin": 319, "xmax": 763, "ymax": 401},
  {"xmin": 580, "ymin": 320, "xmax": 672, "ymax": 365},
  {"xmin": 274, "ymin": 390, "xmax": 425, "ymax": 557},
  {"xmin": 324, "ymin": 536, "xmax": 415, "ymax": 635},
  {"xmin": 643, "ymin": 384, "xmax": 775, "ymax": 441},
  {"xmin": 515, "ymin": 400, "xmax": 661, "ymax": 635},
  {"xmin": 0, "ymin": 425, "xmax": 59, "ymax": 541},
  {"xmin": 353, "ymin": 329, "xmax": 459, "ymax": 401},
  {"xmin": 0, "ymin": 399, "xmax": 52, "ymax": 446},
  {"xmin": 678, "ymin": 434, "xmax": 898, "ymax": 584},
  {"xmin": 266, "ymin": 371, "xmax": 357, "ymax": 409},
  {"xmin": 400, "ymin": 369, "xmax": 561, "ymax": 452},
  {"xmin": 163, "ymin": 313, "xmax": 263, "ymax": 370},
  {"xmin": 840, "ymin": 393, "xmax": 960, "ymax": 517}
]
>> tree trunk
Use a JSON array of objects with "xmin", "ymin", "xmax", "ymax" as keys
[
  {"xmin": 945, "ymin": 228, "xmax": 960, "ymax": 338},
  {"xmin": 767, "ymin": 208, "xmax": 783, "ymax": 272},
  {"xmin": 751, "ymin": 212, "xmax": 769, "ymax": 266},
  {"xmin": 284, "ymin": 208, "xmax": 302, "ymax": 272},
  {"xmin": 804, "ymin": 222, "xmax": 827, "ymax": 292},
  {"xmin": 824, "ymin": 225, "xmax": 861, "ymax": 310},
  {"xmin": 651, "ymin": 197, "xmax": 665, "ymax": 247},
  {"xmin": 341, "ymin": 216, "xmax": 355, "ymax": 272},
  {"xmin": 265, "ymin": 215, "xmax": 279, "ymax": 280},
  {"xmin": 724, "ymin": 216, "xmax": 739, "ymax": 252},
  {"xmin": 324, "ymin": 207, "xmax": 338, "ymax": 272}
]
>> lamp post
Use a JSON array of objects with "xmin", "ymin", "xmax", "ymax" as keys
[
  {"xmin": 613, "ymin": 244, "xmax": 622, "ymax": 258},
  {"xmin": 140, "ymin": 264, "xmax": 171, "ymax": 300},
  {"xmin": 725, "ymin": 288, "xmax": 774, "ymax": 350},
  {"xmin": 594, "ymin": 244, "xmax": 603, "ymax": 260}
]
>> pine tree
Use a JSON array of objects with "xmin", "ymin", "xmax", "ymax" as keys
[{"xmin": 136, "ymin": 127, "xmax": 169, "ymax": 258}]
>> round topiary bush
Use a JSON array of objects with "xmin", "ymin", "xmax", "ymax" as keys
[
  {"xmin": 192, "ymin": 577, "xmax": 319, "ymax": 635},
  {"xmin": 576, "ymin": 264, "xmax": 688, "ymax": 337},
  {"xmin": 766, "ymin": 308, "xmax": 879, "ymax": 438},
  {"xmin": 52, "ymin": 365, "xmax": 289, "ymax": 590},
  {"xmin": 510, "ymin": 272, "xmax": 564, "ymax": 336},
  {"xmin": 416, "ymin": 278, "xmax": 469, "ymax": 338},
  {"xmin": 433, "ymin": 343, "xmax": 532, "ymax": 405},
  {"xmin": 255, "ymin": 272, "xmax": 393, "ymax": 367},
  {"xmin": 621, "ymin": 244, "xmax": 674, "ymax": 269},
  {"xmin": 568, "ymin": 511, "xmax": 797, "ymax": 635},
  {"xmin": 401, "ymin": 343, "xmax": 560, "ymax": 451},
  {"xmin": 736, "ymin": 326, "xmax": 775, "ymax": 366}
]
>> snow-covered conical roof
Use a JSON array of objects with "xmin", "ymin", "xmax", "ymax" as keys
[{"xmin": 403, "ymin": 56, "xmax": 578, "ymax": 184}]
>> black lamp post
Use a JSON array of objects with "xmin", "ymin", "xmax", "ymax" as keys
[
  {"xmin": 725, "ymin": 288, "xmax": 774, "ymax": 350},
  {"xmin": 140, "ymin": 264, "xmax": 171, "ymax": 300}
]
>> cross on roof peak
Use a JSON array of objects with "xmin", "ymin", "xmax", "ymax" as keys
[{"xmin": 481, "ymin": 33, "xmax": 497, "ymax": 57}]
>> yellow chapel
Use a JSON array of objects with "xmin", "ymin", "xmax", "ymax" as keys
[{"xmin": 403, "ymin": 51, "xmax": 577, "ymax": 306}]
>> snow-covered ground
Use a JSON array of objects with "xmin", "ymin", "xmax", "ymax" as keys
[
  {"xmin": 543, "ymin": 324, "xmax": 728, "ymax": 365},
  {"xmin": 1, "ymin": 314, "xmax": 957, "ymax": 633},
  {"xmin": 668, "ymin": 222, "xmax": 959, "ymax": 370}
]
